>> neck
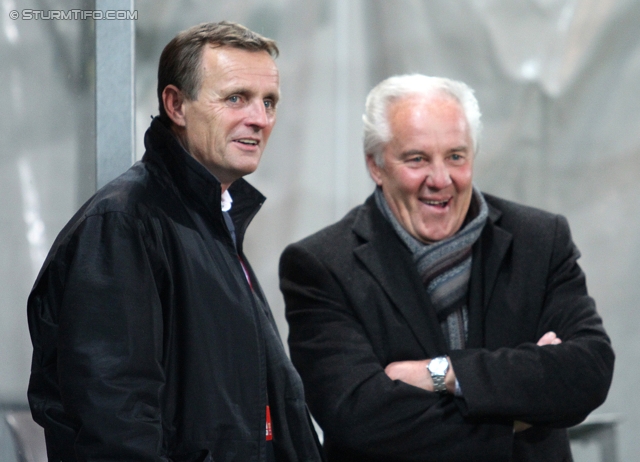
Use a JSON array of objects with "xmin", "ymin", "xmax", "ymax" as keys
[{"xmin": 169, "ymin": 123, "xmax": 233, "ymax": 192}]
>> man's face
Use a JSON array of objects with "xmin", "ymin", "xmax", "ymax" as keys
[
  {"xmin": 367, "ymin": 94, "xmax": 474, "ymax": 243},
  {"xmin": 177, "ymin": 46, "xmax": 280, "ymax": 188}
]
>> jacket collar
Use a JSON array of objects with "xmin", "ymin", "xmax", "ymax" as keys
[
  {"xmin": 142, "ymin": 117, "xmax": 266, "ymax": 251},
  {"xmin": 466, "ymin": 200, "xmax": 512, "ymax": 348},
  {"xmin": 352, "ymin": 195, "xmax": 448, "ymax": 354},
  {"xmin": 352, "ymin": 192, "xmax": 512, "ymax": 353}
]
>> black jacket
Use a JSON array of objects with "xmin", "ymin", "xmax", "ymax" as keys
[
  {"xmin": 280, "ymin": 193, "xmax": 614, "ymax": 462},
  {"xmin": 28, "ymin": 118, "xmax": 322, "ymax": 462}
]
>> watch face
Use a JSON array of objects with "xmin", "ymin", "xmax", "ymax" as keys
[{"xmin": 429, "ymin": 357, "xmax": 448, "ymax": 375}]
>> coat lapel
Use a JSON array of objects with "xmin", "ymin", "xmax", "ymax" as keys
[
  {"xmin": 352, "ymin": 197, "xmax": 448, "ymax": 355},
  {"xmin": 466, "ymin": 202, "xmax": 512, "ymax": 348}
]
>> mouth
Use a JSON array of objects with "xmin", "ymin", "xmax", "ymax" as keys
[
  {"xmin": 233, "ymin": 138, "xmax": 260, "ymax": 146},
  {"xmin": 420, "ymin": 198, "xmax": 451, "ymax": 209}
]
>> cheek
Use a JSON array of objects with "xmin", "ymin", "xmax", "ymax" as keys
[
  {"xmin": 452, "ymin": 167, "xmax": 473, "ymax": 190},
  {"xmin": 186, "ymin": 127, "xmax": 207, "ymax": 150},
  {"xmin": 393, "ymin": 169, "xmax": 425, "ymax": 192}
]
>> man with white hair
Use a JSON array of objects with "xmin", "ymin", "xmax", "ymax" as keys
[{"xmin": 279, "ymin": 74, "xmax": 614, "ymax": 461}]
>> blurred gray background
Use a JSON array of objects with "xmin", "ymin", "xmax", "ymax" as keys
[{"xmin": 1, "ymin": 0, "xmax": 638, "ymax": 460}]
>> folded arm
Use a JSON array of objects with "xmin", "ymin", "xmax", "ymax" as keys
[
  {"xmin": 450, "ymin": 215, "xmax": 614, "ymax": 427},
  {"xmin": 280, "ymin": 244, "xmax": 514, "ymax": 462},
  {"xmin": 384, "ymin": 332, "xmax": 563, "ymax": 431}
]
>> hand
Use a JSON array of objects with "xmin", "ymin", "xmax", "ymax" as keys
[
  {"xmin": 537, "ymin": 331, "xmax": 562, "ymax": 346},
  {"xmin": 384, "ymin": 357, "xmax": 457, "ymax": 394},
  {"xmin": 385, "ymin": 360, "xmax": 433, "ymax": 391}
]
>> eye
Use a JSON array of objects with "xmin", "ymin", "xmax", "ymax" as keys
[
  {"xmin": 264, "ymin": 99, "xmax": 275, "ymax": 110},
  {"xmin": 228, "ymin": 95, "xmax": 241, "ymax": 104}
]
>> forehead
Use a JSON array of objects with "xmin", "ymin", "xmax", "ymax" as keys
[
  {"xmin": 387, "ymin": 94, "xmax": 470, "ymax": 143},
  {"xmin": 200, "ymin": 45, "xmax": 279, "ymax": 90},
  {"xmin": 388, "ymin": 93, "xmax": 465, "ymax": 128}
]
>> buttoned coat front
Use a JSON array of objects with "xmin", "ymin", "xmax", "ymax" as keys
[{"xmin": 280, "ymin": 193, "xmax": 614, "ymax": 462}]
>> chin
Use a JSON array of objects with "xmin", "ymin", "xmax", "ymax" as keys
[
  {"xmin": 245, "ymin": 162, "xmax": 260, "ymax": 174},
  {"xmin": 419, "ymin": 227, "xmax": 457, "ymax": 243},
  {"xmin": 243, "ymin": 157, "xmax": 262, "ymax": 171},
  {"xmin": 235, "ymin": 165, "xmax": 259, "ymax": 179}
]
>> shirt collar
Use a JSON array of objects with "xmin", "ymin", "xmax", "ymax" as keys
[{"xmin": 221, "ymin": 189, "xmax": 233, "ymax": 212}]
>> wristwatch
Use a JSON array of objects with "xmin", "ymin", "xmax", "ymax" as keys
[{"xmin": 427, "ymin": 356, "xmax": 449, "ymax": 393}]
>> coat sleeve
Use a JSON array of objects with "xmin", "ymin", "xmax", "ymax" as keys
[
  {"xmin": 280, "ymin": 243, "xmax": 514, "ymax": 462},
  {"xmin": 449, "ymin": 214, "xmax": 615, "ymax": 427},
  {"xmin": 30, "ymin": 212, "xmax": 169, "ymax": 461}
]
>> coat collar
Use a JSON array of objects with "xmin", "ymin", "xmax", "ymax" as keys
[
  {"xmin": 352, "ymin": 193, "xmax": 512, "ymax": 353},
  {"xmin": 466, "ymin": 201, "xmax": 512, "ymax": 348},
  {"xmin": 352, "ymin": 195, "xmax": 447, "ymax": 354},
  {"xmin": 142, "ymin": 117, "xmax": 265, "ymax": 252}
]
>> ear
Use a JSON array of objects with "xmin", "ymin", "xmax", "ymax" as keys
[
  {"xmin": 365, "ymin": 154, "xmax": 384, "ymax": 186},
  {"xmin": 162, "ymin": 84, "xmax": 187, "ymax": 127}
]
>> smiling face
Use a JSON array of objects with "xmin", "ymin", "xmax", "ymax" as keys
[
  {"xmin": 367, "ymin": 93, "xmax": 475, "ymax": 243},
  {"xmin": 171, "ymin": 45, "xmax": 280, "ymax": 189}
]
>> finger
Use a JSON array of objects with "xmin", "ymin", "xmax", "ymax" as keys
[
  {"xmin": 514, "ymin": 420, "xmax": 532, "ymax": 433},
  {"xmin": 537, "ymin": 331, "xmax": 557, "ymax": 346},
  {"xmin": 384, "ymin": 363, "xmax": 396, "ymax": 377}
]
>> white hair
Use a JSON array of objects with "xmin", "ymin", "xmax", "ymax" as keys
[{"xmin": 362, "ymin": 74, "xmax": 482, "ymax": 165}]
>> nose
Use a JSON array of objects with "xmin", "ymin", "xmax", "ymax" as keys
[
  {"xmin": 245, "ymin": 100, "xmax": 269, "ymax": 130},
  {"xmin": 425, "ymin": 161, "xmax": 452, "ymax": 189}
]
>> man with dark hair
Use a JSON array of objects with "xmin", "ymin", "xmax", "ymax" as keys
[
  {"xmin": 280, "ymin": 74, "xmax": 614, "ymax": 461},
  {"xmin": 28, "ymin": 21, "xmax": 323, "ymax": 462},
  {"xmin": 156, "ymin": 20, "xmax": 280, "ymax": 125}
]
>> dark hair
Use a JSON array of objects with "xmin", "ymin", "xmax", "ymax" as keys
[{"xmin": 157, "ymin": 21, "xmax": 279, "ymax": 124}]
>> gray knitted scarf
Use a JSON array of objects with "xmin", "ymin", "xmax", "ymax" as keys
[{"xmin": 375, "ymin": 186, "xmax": 488, "ymax": 350}]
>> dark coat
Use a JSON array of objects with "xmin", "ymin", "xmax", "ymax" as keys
[
  {"xmin": 279, "ymin": 193, "xmax": 614, "ymax": 462},
  {"xmin": 27, "ymin": 118, "xmax": 322, "ymax": 462}
]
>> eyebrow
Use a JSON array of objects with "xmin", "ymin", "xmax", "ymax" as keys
[
  {"xmin": 265, "ymin": 91, "xmax": 280, "ymax": 103},
  {"xmin": 400, "ymin": 146, "xmax": 469, "ymax": 157}
]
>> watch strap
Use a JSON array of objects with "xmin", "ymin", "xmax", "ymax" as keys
[{"xmin": 431, "ymin": 373, "xmax": 447, "ymax": 393}]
